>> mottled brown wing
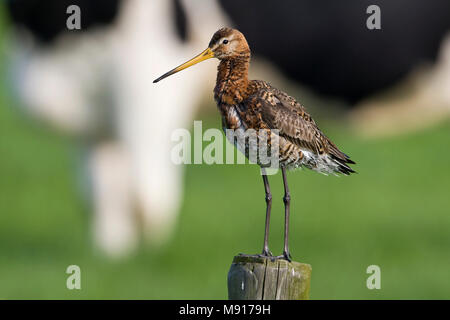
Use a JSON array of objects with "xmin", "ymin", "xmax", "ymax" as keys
[{"xmin": 252, "ymin": 85, "xmax": 354, "ymax": 164}]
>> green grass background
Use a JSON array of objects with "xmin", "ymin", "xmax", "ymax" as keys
[{"xmin": 1, "ymin": 5, "xmax": 450, "ymax": 299}]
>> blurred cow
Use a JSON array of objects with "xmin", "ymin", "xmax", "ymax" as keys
[
  {"xmin": 6, "ymin": 0, "xmax": 450, "ymax": 257},
  {"xmin": 6, "ymin": 0, "xmax": 229, "ymax": 256}
]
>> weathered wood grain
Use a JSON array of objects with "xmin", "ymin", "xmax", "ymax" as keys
[{"xmin": 227, "ymin": 254, "xmax": 311, "ymax": 300}]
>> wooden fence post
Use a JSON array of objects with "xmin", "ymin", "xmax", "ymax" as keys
[{"xmin": 227, "ymin": 254, "xmax": 312, "ymax": 300}]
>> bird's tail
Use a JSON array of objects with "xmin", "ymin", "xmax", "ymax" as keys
[{"xmin": 327, "ymin": 143, "xmax": 356, "ymax": 175}]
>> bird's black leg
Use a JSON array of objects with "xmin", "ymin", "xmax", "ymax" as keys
[
  {"xmin": 281, "ymin": 167, "xmax": 292, "ymax": 261},
  {"xmin": 260, "ymin": 168, "xmax": 272, "ymax": 257}
]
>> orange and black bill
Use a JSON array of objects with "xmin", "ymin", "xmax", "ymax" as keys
[{"xmin": 153, "ymin": 48, "xmax": 214, "ymax": 83}]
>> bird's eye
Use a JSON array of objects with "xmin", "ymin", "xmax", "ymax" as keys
[{"xmin": 222, "ymin": 39, "xmax": 229, "ymax": 44}]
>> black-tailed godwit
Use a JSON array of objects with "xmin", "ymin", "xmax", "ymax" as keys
[{"xmin": 154, "ymin": 28, "xmax": 355, "ymax": 261}]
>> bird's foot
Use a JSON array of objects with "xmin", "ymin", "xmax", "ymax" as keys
[
  {"xmin": 259, "ymin": 248, "xmax": 273, "ymax": 257},
  {"xmin": 275, "ymin": 251, "xmax": 292, "ymax": 262}
]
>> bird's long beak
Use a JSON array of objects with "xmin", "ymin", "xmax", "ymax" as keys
[{"xmin": 153, "ymin": 48, "xmax": 214, "ymax": 83}]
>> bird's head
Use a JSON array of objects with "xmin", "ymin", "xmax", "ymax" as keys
[
  {"xmin": 153, "ymin": 27, "xmax": 250, "ymax": 83},
  {"xmin": 207, "ymin": 27, "xmax": 250, "ymax": 60}
]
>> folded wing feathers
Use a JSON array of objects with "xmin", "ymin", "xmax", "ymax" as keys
[{"xmin": 256, "ymin": 86, "xmax": 356, "ymax": 175}]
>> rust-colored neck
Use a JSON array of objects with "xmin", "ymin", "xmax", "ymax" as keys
[{"xmin": 214, "ymin": 55, "xmax": 250, "ymax": 105}]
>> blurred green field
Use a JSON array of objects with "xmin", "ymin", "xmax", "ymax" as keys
[
  {"xmin": 1, "ymin": 78, "xmax": 450, "ymax": 299},
  {"xmin": 1, "ymin": 5, "xmax": 450, "ymax": 299}
]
